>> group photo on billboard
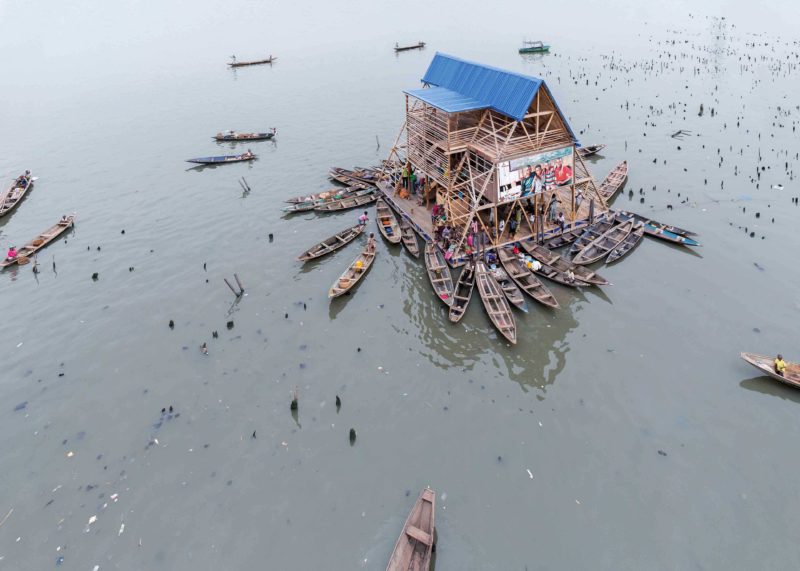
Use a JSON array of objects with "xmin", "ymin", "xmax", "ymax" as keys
[{"xmin": 497, "ymin": 146, "xmax": 574, "ymax": 201}]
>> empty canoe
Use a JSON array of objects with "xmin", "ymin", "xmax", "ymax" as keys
[
  {"xmin": 330, "ymin": 167, "xmax": 380, "ymax": 186},
  {"xmin": 328, "ymin": 245, "xmax": 376, "ymax": 298},
  {"xmin": 376, "ymin": 198, "xmax": 401, "ymax": 244},
  {"xmin": 544, "ymin": 226, "xmax": 585, "ymax": 249},
  {"xmin": 606, "ymin": 221, "xmax": 645, "ymax": 263},
  {"xmin": 489, "ymin": 265, "xmax": 528, "ymax": 313},
  {"xmin": 399, "ymin": 217, "xmax": 420, "ymax": 257},
  {"xmin": 568, "ymin": 219, "xmax": 615, "ymax": 256},
  {"xmin": 597, "ymin": 161, "xmax": 628, "ymax": 201},
  {"xmin": 572, "ymin": 220, "xmax": 634, "ymax": 265},
  {"xmin": 424, "ymin": 242, "xmax": 454, "ymax": 307},
  {"xmin": 741, "ymin": 352, "xmax": 800, "ymax": 389},
  {"xmin": 385, "ymin": 488, "xmax": 435, "ymax": 571},
  {"xmin": 476, "ymin": 261, "xmax": 516, "ymax": 344},
  {"xmin": 298, "ymin": 224, "xmax": 364, "ymax": 262},
  {"xmin": 228, "ymin": 57, "xmax": 276, "ymax": 67},
  {"xmin": 612, "ymin": 209, "xmax": 700, "ymax": 246},
  {"xmin": 498, "ymin": 247, "xmax": 559, "ymax": 308},
  {"xmin": 314, "ymin": 192, "xmax": 378, "ymax": 212},
  {"xmin": 577, "ymin": 144, "xmax": 606, "ymax": 157},
  {"xmin": 449, "ymin": 263, "xmax": 475, "ymax": 323},
  {"xmin": 1, "ymin": 214, "xmax": 75, "ymax": 269}
]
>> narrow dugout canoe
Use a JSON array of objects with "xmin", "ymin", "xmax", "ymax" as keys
[
  {"xmin": 314, "ymin": 192, "xmax": 378, "ymax": 212},
  {"xmin": 213, "ymin": 130, "xmax": 275, "ymax": 141},
  {"xmin": 577, "ymin": 144, "xmax": 606, "ymax": 158},
  {"xmin": 424, "ymin": 242, "xmax": 454, "ymax": 307},
  {"xmin": 1, "ymin": 214, "xmax": 75, "ymax": 268},
  {"xmin": 611, "ymin": 209, "xmax": 697, "ymax": 236},
  {"xmin": 475, "ymin": 261, "xmax": 516, "ymax": 344},
  {"xmin": 516, "ymin": 242, "xmax": 589, "ymax": 287},
  {"xmin": 597, "ymin": 160, "xmax": 628, "ymax": 201},
  {"xmin": 498, "ymin": 247, "xmax": 559, "ymax": 308},
  {"xmin": 394, "ymin": 41, "xmax": 426, "ymax": 52},
  {"xmin": 330, "ymin": 167, "xmax": 380, "ymax": 186},
  {"xmin": 543, "ymin": 226, "xmax": 584, "ymax": 249},
  {"xmin": 489, "ymin": 265, "xmax": 528, "ymax": 313},
  {"xmin": 520, "ymin": 242, "xmax": 609, "ymax": 286},
  {"xmin": 612, "ymin": 209, "xmax": 700, "ymax": 246},
  {"xmin": 376, "ymin": 198, "xmax": 401, "ymax": 244},
  {"xmin": 186, "ymin": 152, "xmax": 255, "ymax": 165},
  {"xmin": 572, "ymin": 220, "xmax": 634, "ymax": 265},
  {"xmin": 399, "ymin": 217, "xmax": 420, "ymax": 257},
  {"xmin": 228, "ymin": 57, "xmax": 276, "ymax": 67},
  {"xmin": 741, "ymin": 352, "xmax": 800, "ymax": 389},
  {"xmin": 568, "ymin": 218, "xmax": 615, "ymax": 256},
  {"xmin": 606, "ymin": 221, "xmax": 645, "ymax": 263},
  {"xmin": 385, "ymin": 488, "xmax": 435, "ymax": 571},
  {"xmin": 0, "ymin": 174, "xmax": 35, "ymax": 218},
  {"xmin": 449, "ymin": 263, "xmax": 475, "ymax": 323},
  {"xmin": 328, "ymin": 245, "xmax": 376, "ymax": 298},
  {"xmin": 297, "ymin": 224, "xmax": 364, "ymax": 262},
  {"xmin": 283, "ymin": 187, "xmax": 373, "ymax": 213},
  {"xmin": 285, "ymin": 183, "xmax": 367, "ymax": 204}
]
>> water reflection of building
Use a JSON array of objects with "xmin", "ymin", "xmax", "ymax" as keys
[{"xmin": 381, "ymin": 53, "xmax": 607, "ymax": 259}]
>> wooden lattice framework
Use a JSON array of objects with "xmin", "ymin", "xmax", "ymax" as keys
[{"xmin": 382, "ymin": 83, "xmax": 606, "ymax": 254}]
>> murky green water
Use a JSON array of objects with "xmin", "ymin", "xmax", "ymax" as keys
[{"xmin": 2, "ymin": 0, "xmax": 800, "ymax": 569}]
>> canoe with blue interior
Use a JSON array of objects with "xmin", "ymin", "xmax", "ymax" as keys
[{"xmin": 187, "ymin": 151, "xmax": 256, "ymax": 165}]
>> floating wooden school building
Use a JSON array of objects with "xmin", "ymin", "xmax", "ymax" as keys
[{"xmin": 380, "ymin": 53, "xmax": 607, "ymax": 261}]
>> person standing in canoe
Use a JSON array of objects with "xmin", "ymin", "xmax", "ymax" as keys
[
  {"xmin": 775, "ymin": 354, "xmax": 787, "ymax": 377},
  {"xmin": 358, "ymin": 211, "xmax": 369, "ymax": 226}
]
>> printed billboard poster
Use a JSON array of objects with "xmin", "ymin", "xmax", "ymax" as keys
[{"xmin": 497, "ymin": 146, "xmax": 574, "ymax": 201}]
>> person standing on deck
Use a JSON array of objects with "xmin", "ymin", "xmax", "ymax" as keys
[
  {"xmin": 401, "ymin": 163, "xmax": 409, "ymax": 192},
  {"xmin": 556, "ymin": 211, "xmax": 566, "ymax": 234},
  {"xmin": 574, "ymin": 187, "xmax": 584, "ymax": 214},
  {"xmin": 775, "ymin": 354, "xmax": 787, "ymax": 377},
  {"xmin": 358, "ymin": 211, "xmax": 369, "ymax": 226},
  {"xmin": 547, "ymin": 193, "xmax": 559, "ymax": 223},
  {"xmin": 508, "ymin": 218, "xmax": 517, "ymax": 240}
]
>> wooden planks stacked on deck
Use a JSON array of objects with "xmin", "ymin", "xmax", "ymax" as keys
[
  {"xmin": 385, "ymin": 488, "xmax": 435, "ymax": 571},
  {"xmin": 475, "ymin": 261, "xmax": 516, "ymax": 344}
]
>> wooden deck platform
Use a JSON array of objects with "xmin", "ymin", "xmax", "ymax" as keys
[{"xmin": 378, "ymin": 181, "xmax": 609, "ymax": 267}]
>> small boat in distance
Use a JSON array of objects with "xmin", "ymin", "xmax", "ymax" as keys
[
  {"xmin": 519, "ymin": 40, "xmax": 550, "ymax": 54},
  {"xmin": 187, "ymin": 150, "xmax": 256, "ymax": 165},
  {"xmin": 0, "ymin": 171, "xmax": 36, "ymax": 219},
  {"xmin": 577, "ymin": 144, "xmax": 606, "ymax": 158},
  {"xmin": 214, "ymin": 128, "xmax": 276, "ymax": 142},
  {"xmin": 741, "ymin": 352, "xmax": 800, "ymax": 389},
  {"xmin": 394, "ymin": 41, "xmax": 426, "ymax": 52},
  {"xmin": 228, "ymin": 55, "xmax": 276, "ymax": 67},
  {"xmin": 1, "ymin": 214, "xmax": 75, "ymax": 269},
  {"xmin": 385, "ymin": 488, "xmax": 435, "ymax": 571}
]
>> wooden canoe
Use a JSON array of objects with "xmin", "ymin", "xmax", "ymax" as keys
[
  {"xmin": 606, "ymin": 221, "xmax": 645, "ymax": 263},
  {"xmin": 520, "ymin": 242, "xmax": 609, "ymax": 286},
  {"xmin": 328, "ymin": 245, "xmax": 376, "ymax": 298},
  {"xmin": 612, "ymin": 209, "xmax": 700, "ymax": 246},
  {"xmin": 394, "ymin": 42, "xmax": 426, "ymax": 52},
  {"xmin": 741, "ymin": 352, "xmax": 800, "ymax": 389},
  {"xmin": 597, "ymin": 161, "xmax": 628, "ymax": 201},
  {"xmin": 1, "ymin": 215, "xmax": 75, "ymax": 269},
  {"xmin": 476, "ymin": 261, "xmax": 516, "ymax": 344},
  {"xmin": 187, "ymin": 153, "xmax": 255, "ymax": 165},
  {"xmin": 285, "ymin": 183, "xmax": 367, "ymax": 204},
  {"xmin": 385, "ymin": 488, "xmax": 435, "ymax": 571},
  {"xmin": 489, "ymin": 265, "xmax": 528, "ymax": 313},
  {"xmin": 568, "ymin": 219, "xmax": 615, "ymax": 256},
  {"xmin": 577, "ymin": 144, "xmax": 606, "ymax": 158},
  {"xmin": 449, "ymin": 263, "xmax": 475, "ymax": 323},
  {"xmin": 543, "ymin": 226, "xmax": 584, "ymax": 249},
  {"xmin": 213, "ymin": 130, "xmax": 275, "ymax": 141},
  {"xmin": 228, "ymin": 57, "xmax": 276, "ymax": 67},
  {"xmin": 281, "ymin": 201, "xmax": 317, "ymax": 213},
  {"xmin": 284, "ymin": 187, "xmax": 373, "ymax": 213},
  {"xmin": 572, "ymin": 220, "xmax": 634, "ymax": 265},
  {"xmin": 376, "ymin": 198, "xmax": 401, "ymax": 244},
  {"xmin": 330, "ymin": 167, "xmax": 380, "ymax": 187},
  {"xmin": 314, "ymin": 192, "xmax": 378, "ymax": 212},
  {"xmin": 498, "ymin": 248, "xmax": 559, "ymax": 308},
  {"xmin": 0, "ymin": 175, "xmax": 35, "ymax": 218},
  {"xmin": 298, "ymin": 224, "xmax": 364, "ymax": 262},
  {"xmin": 399, "ymin": 217, "xmax": 420, "ymax": 257},
  {"xmin": 424, "ymin": 242, "xmax": 454, "ymax": 307}
]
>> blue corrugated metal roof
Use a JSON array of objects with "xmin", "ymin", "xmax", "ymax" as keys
[
  {"xmin": 405, "ymin": 52, "xmax": 577, "ymax": 142},
  {"xmin": 403, "ymin": 86, "xmax": 488, "ymax": 114}
]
